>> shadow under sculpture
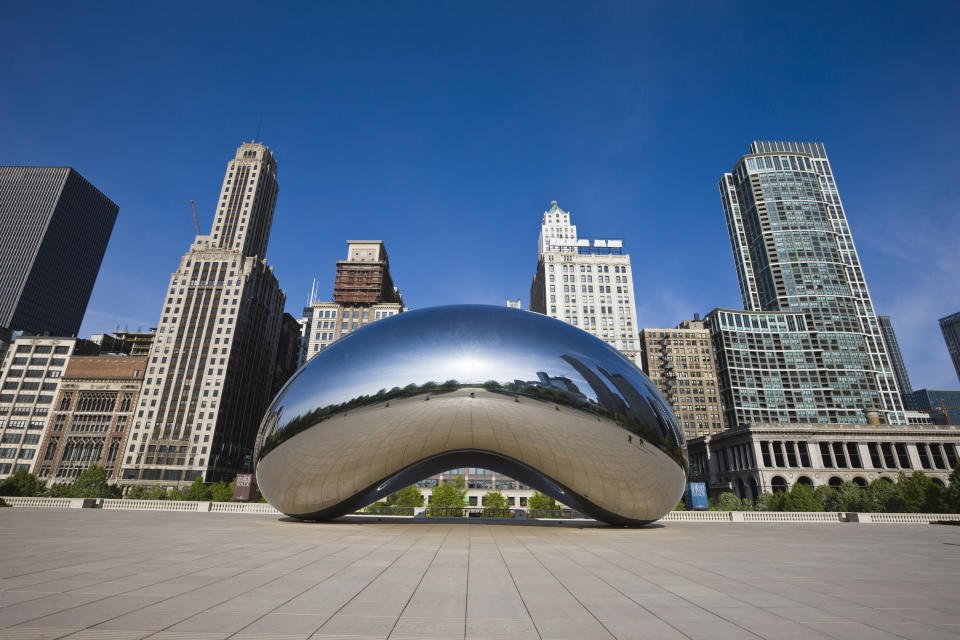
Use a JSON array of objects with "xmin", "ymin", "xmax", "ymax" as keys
[{"xmin": 254, "ymin": 305, "xmax": 687, "ymax": 525}]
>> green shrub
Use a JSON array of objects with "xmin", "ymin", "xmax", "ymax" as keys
[
  {"xmin": 45, "ymin": 483, "xmax": 75, "ymax": 498},
  {"xmin": 867, "ymin": 478, "xmax": 902, "ymax": 512},
  {"xmin": 73, "ymin": 466, "xmax": 119, "ymax": 499},
  {"xmin": 0, "ymin": 471, "xmax": 45, "ymax": 497},
  {"xmin": 209, "ymin": 480, "xmax": 235, "ymax": 502},
  {"xmin": 429, "ymin": 476, "xmax": 465, "ymax": 508},
  {"xmin": 528, "ymin": 491, "xmax": 557, "ymax": 511},
  {"xmin": 386, "ymin": 485, "xmax": 424, "ymax": 507},
  {"xmin": 755, "ymin": 491, "xmax": 786, "ymax": 511},
  {"xmin": 784, "ymin": 483, "xmax": 822, "ymax": 511},
  {"xmin": 715, "ymin": 492, "xmax": 743, "ymax": 511},
  {"xmin": 184, "ymin": 477, "xmax": 212, "ymax": 501}
]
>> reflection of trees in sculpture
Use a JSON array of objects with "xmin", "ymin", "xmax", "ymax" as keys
[{"xmin": 256, "ymin": 370, "xmax": 686, "ymax": 474}]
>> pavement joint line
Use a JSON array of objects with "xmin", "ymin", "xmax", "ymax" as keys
[
  {"xmin": 510, "ymin": 526, "xmax": 628, "ymax": 639},
  {"xmin": 296, "ymin": 525, "xmax": 442, "ymax": 639},
  {"xmin": 48, "ymin": 523, "xmax": 362, "ymax": 638},
  {"xmin": 488, "ymin": 527, "xmax": 543, "ymax": 640},
  {"xmin": 222, "ymin": 524, "xmax": 427, "ymax": 639},
  {"xmin": 383, "ymin": 527, "xmax": 455, "ymax": 640}
]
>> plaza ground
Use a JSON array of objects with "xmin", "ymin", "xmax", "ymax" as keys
[{"xmin": 0, "ymin": 510, "xmax": 958, "ymax": 640}]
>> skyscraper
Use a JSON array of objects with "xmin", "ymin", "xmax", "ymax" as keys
[
  {"xmin": 0, "ymin": 167, "xmax": 118, "ymax": 340},
  {"xmin": 940, "ymin": 311, "xmax": 960, "ymax": 384},
  {"xmin": 718, "ymin": 141, "xmax": 904, "ymax": 424},
  {"xmin": 120, "ymin": 142, "xmax": 287, "ymax": 487},
  {"xmin": 878, "ymin": 315, "xmax": 914, "ymax": 408},
  {"xmin": 529, "ymin": 201, "xmax": 641, "ymax": 364}
]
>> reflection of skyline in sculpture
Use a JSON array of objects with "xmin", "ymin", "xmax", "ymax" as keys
[
  {"xmin": 560, "ymin": 355, "xmax": 628, "ymax": 414},
  {"xmin": 255, "ymin": 305, "xmax": 687, "ymax": 525}
]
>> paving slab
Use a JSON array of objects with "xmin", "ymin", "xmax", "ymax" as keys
[{"xmin": 0, "ymin": 510, "xmax": 958, "ymax": 639}]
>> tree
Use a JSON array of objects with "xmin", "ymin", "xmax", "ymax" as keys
[
  {"xmin": 210, "ymin": 480, "xmax": 235, "ymax": 502},
  {"xmin": 430, "ymin": 478, "xmax": 465, "ymax": 508},
  {"xmin": 167, "ymin": 488, "xmax": 187, "ymax": 501},
  {"xmin": 715, "ymin": 492, "xmax": 743, "ymax": 511},
  {"xmin": 784, "ymin": 483, "xmax": 822, "ymax": 512},
  {"xmin": 814, "ymin": 485, "xmax": 840, "ymax": 511},
  {"xmin": 755, "ymin": 491, "xmax": 786, "ymax": 511},
  {"xmin": 834, "ymin": 482, "xmax": 871, "ymax": 512},
  {"xmin": 184, "ymin": 477, "xmax": 212, "ymax": 501},
  {"xmin": 386, "ymin": 485, "xmax": 424, "ymax": 507},
  {"xmin": 528, "ymin": 491, "xmax": 557, "ymax": 511},
  {"xmin": 867, "ymin": 479, "xmax": 902, "ymax": 512},
  {"xmin": 943, "ymin": 462, "xmax": 960, "ymax": 513},
  {"xmin": 897, "ymin": 471, "xmax": 942, "ymax": 513},
  {"xmin": 482, "ymin": 491, "xmax": 508, "ymax": 508},
  {"xmin": 0, "ymin": 471, "xmax": 45, "ymax": 497},
  {"xmin": 45, "ymin": 483, "xmax": 75, "ymax": 498},
  {"xmin": 73, "ymin": 465, "xmax": 116, "ymax": 498}
]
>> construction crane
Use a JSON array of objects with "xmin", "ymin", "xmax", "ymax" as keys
[{"xmin": 189, "ymin": 200, "xmax": 200, "ymax": 236}]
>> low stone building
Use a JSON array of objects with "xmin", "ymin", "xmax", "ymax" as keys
[
  {"xmin": 35, "ymin": 355, "xmax": 146, "ymax": 482},
  {"xmin": 687, "ymin": 420, "xmax": 960, "ymax": 500}
]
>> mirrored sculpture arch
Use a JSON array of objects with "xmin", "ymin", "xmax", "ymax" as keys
[{"xmin": 255, "ymin": 305, "xmax": 687, "ymax": 525}]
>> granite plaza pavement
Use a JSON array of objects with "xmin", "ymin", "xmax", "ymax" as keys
[{"xmin": 0, "ymin": 509, "xmax": 959, "ymax": 640}]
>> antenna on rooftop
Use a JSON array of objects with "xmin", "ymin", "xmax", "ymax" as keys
[{"xmin": 255, "ymin": 108, "xmax": 264, "ymax": 142}]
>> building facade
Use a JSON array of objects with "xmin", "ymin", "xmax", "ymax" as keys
[
  {"xmin": 687, "ymin": 421, "xmax": 960, "ymax": 499},
  {"xmin": 940, "ymin": 311, "xmax": 960, "ymax": 384},
  {"xmin": 718, "ymin": 141, "xmax": 904, "ymax": 424},
  {"xmin": 705, "ymin": 307, "xmax": 890, "ymax": 428},
  {"xmin": 0, "ymin": 167, "xmax": 118, "ymax": 340},
  {"xmin": 640, "ymin": 317, "xmax": 725, "ymax": 439},
  {"xmin": 303, "ymin": 241, "xmax": 405, "ymax": 360},
  {"xmin": 36, "ymin": 355, "xmax": 147, "ymax": 483},
  {"xmin": 529, "ymin": 201, "xmax": 641, "ymax": 364},
  {"xmin": 120, "ymin": 142, "xmax": 288, "ymax": 488},
  {"xmin": 909, "ymin": 389, "xmax": 960, "ymax": 426},
  {"xmin": 0, "ymin": 336, "xmax": 99, "ymax": 479},
  {"xmin": 878, "ymin": 315, "xmax": 914, "ymax": 409}
]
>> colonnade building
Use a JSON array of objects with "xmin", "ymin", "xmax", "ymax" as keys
[
  {"xmin": 688, "ymin": 420, "xmax": 960, "ymax": 498},
  {"xmin": 529, "ymin": 201, "xmax": 641, "ymax": 365}
]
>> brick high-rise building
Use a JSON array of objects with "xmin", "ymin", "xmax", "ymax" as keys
[
  {"xmin": 718, "ymin": 141, "xmax": 904, "ymax": 424},
  {"xmin": 529, "ymin": 201, "xmax": 641, "ymax": 364},
  {"xmin": 120, "ymin": 142, "xmax": 288, "ymax": 488},
  {"xmin": 0, "ymin": 167, "xmax": 118, "ymax": 341},
  {"xmin": 302, "ymin": 241, "xmax": 406, "ymax": 362},
  {"xmin": 36, "ymin": 354, "xmax": 147, "ymax": 483},
  {"xmin": 640, "ymin": 317, "xmax": 725, "ymax": 439}
]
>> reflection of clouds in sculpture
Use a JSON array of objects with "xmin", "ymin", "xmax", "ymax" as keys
[{"xmin": 255, "ymin": 305, "xmax": 686, "ymax": 525}]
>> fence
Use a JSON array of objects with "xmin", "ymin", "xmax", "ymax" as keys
[{"xmin": 5, "ymin": 497, "xmax": 960, "ymax": 525}]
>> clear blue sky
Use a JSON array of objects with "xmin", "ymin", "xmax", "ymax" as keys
[{"xmin": 2, "ymin": 2, "xmax": 958, "ymax": 389}]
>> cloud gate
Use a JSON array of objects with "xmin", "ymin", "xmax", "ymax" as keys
[{"xmin": 254, "ymin": 305, "xmax": 687, "ymax": 525}]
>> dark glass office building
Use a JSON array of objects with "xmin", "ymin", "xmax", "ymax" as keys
[
  {"xmin": 941, "ymin": 312, "xmax": 960, "ymax": 384},
  {"xmin": 878, "ymin": 315, "xmax": 914, "ymax": 409},
  {"xmin": 0, "ymin": 167, "xmax": 118, "ymax": 339},
  {"xmin": 910, "ymin": 389, "xmax": 960, "ymax": 426}
]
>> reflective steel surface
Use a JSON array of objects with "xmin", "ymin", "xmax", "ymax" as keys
[{"xmin": 255, "ymin": 305, "xmax": 687, "ymax": 525}]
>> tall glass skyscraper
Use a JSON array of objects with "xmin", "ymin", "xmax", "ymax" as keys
[
  {"xmin": 717, "ymin": 141, "xmax": 904, "ymax": 424},
  {"xmin": 878, "ymin": 315, "xmax": 914, "ymax": 409}
]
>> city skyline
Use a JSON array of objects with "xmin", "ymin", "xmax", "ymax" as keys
[{"xmin": 2, "ymin": 4, "xmax": 957, "ymax": 388}]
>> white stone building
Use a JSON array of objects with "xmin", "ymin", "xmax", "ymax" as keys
[
  {"xmin": 120, "ymin": 142, "xmax": 289, "ymax": 488},
  {"xmin": 0, "ymin": 336, "xmax": 99, "ymax": 479},
  {"xmin": 529, "ymin": 201, "xmax": 641, "ymax": 364}
]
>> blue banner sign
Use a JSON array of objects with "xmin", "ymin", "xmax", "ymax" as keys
[{"xmin": 685, "ymin": 482, "xmax": 709, "ymax": 510}]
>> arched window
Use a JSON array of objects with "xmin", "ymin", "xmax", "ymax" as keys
[
  {"xmin": 828, "ymin": 476, "xmax": 843, "ymax": 488},
  {"xmin": 852, "ymin": 477, "xmax": 867, "ymax": 488},
  {"xmin": 796, "ymin": 476, "xmax": 813, "ymax": 486},
  {"xmin": 771, "ymin": 476, "xmax": 788, "ymax": 493}
]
